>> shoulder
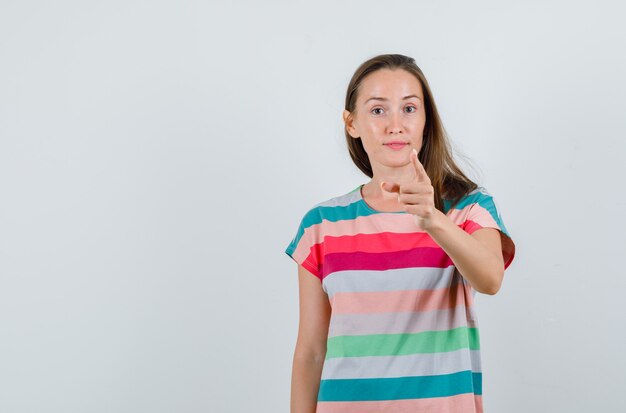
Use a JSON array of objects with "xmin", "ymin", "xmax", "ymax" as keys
[
  {"xmin": 300, "ymin": 185, "xmax": 362, "ymax": 222},
  {"xmin": 459, "ymin": 186, "xmax": 503, "ymax": 219},
  {"xmin": 314, "ymin": 185, "xmax": 361, "ymax": 208},
  {"xmin": 444, "ymin": 185, "xmax": 493, "ymax": 213},
  {"xmin": 462, "ymin": 186, "xmax": 512, "ymax": 238},
  {"xmin": 464, "ymin": 186, "xmax": 495, "ymax": 206}
]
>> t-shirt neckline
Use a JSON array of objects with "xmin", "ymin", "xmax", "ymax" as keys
[{"xmin": 357, "ymin": 184, "xmax": 408, "ymax": 214}]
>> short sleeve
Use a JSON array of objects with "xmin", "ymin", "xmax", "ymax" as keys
[
  {"xmin": 464, "ymin": 189, "xmax": 516, "ymax": 270},
  {"xmin": 284, "ymin": 208, "xmax": 324, "ymax": 281}
]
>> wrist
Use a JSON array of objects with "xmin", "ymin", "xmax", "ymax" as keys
[{"xmin": 423, "ymin": 208, "xmax": 447, "ymax": 233}]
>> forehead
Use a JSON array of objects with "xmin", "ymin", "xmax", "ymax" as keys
[{"xmin": 358, "ymin": 69, "xmax": 423, "ymax": 103}]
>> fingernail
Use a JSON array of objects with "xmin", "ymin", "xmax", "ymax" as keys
[{"xmin": 412, "ymin": 148, "xmax": 418, "ymax": 157}]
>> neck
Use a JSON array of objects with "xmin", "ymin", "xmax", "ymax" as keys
[{"xmin": 366, "ymin": 165, "xmax": 416, "ymax": 200}]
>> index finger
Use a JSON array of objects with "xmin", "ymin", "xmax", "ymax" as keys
[{"xmin": 411, "ymin": 148, "xmax": 430, "ymax": 183}]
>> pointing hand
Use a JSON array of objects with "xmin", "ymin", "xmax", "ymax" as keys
[{"xmin": 380, "ymin": 148, "xmax": 437, "ymax": 229}]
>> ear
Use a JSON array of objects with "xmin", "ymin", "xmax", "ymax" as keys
[{"xmin": 343, "ymin": 109, "xmax": 359, "ymax": 138}]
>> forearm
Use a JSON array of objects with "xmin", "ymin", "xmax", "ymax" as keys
[
  {"xmin": 291, "ymin": 353, "xmax": 324, "ymax": 413},
  {"xmin": 425, "ymin": 209, "xmax": 503, "ymax": 294}
]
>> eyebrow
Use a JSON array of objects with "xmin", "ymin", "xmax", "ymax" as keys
[{"xmin": 364, "ymin": 95, "xmax": 422, "ymax": 104}]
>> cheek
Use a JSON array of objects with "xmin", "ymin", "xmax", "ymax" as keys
[
  {"xmin": 367, "ymin": 118, "xmax": 386, "ymax": 130},
  {"xmin": 360, "ymin": 134, "xmax": 382, "ymax": 153},
  {"xmin": 412, "ymin": 107, "xmax": 426, "ymax": 121},
  {"xmin": 413, "ymin": 115, "xmax": 426, "ymax": 129}
]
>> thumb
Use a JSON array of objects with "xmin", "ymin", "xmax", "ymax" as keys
[{"xmin": 380, "ymin": 181, "xmax": 400, "ymax": 193}]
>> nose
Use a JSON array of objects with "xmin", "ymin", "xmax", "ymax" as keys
[{"xmin": 387, "ymin": 111, "xmax": 403, "ymax": 135}]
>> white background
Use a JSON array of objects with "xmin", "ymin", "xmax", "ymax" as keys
[{"xmin": 1, "ymin": 1, "xmax": 625, "ymax": 412}]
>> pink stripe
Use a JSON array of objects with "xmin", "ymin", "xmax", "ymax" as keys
[
  {"xmin": 316, "ymin": 393, "xmax": 482, "ymax": 413},
  {"xmin": 475, "ymin": 394, "xmax": 483, "ymax": 412},
  {"xmin": 465, "ymin": 204, "xmax": 499, "ymax": 231},
  {"xmin": 464, "ymin": 219, "xmax": 485, "ymax": 235},
  {"xmin": 323, "ymin": 247, "xmax": 453, "ymax": 278},
  {"xmin": 330, "ymin": 282, "xmax": 474, "ymax": 314},
  {"xmin": 325, "ymin": 230, "xmax": 439, "ymax": 254},
  {"xmin": 293, "ymin": 204, "xmax": 473, "ymax": 259}
]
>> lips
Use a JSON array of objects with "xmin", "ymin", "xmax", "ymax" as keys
[
  {"xmin": 384, "ymin": 141, "xmax": 408, "ymax": 151},
  {"xmin": 384, "ymin": 140, "xmax": 408, "ymax": 145}
]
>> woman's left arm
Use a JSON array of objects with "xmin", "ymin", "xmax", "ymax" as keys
[
  {"xmin": 382, "ymin": 148, "xmax": 507, "ymax": 295},
  {"xmin": 425, "ymin": 210, "xmax": 505, "ymax": 295}
]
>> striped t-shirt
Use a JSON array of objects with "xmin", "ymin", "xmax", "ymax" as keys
[{"xmin": 285, "ymin": 184, "xmax": 515, "ymax": 413}]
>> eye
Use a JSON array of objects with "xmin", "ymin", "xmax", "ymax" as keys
[
  {"xmin": 405, "ymin": 106, "xmax": 417, "ymax": 113},
  {"xmin": 371, "ymin": 107, "xmax": 384, "ymax": 115}
]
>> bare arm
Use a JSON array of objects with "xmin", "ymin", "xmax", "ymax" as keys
[
  {"xmin": 383, "ymin": 149, "xmax": 508, "ymax": 295},
  {"xmin": 426, "ymin": 209, "xmax": 505, "ymax": 295},
  {"xmin": 291, "ymin": 264, "xmax": 331, "ymax": 413}
]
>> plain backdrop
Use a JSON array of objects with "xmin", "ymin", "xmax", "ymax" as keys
[{"xmin": 1, "ymin": 1, "xmax": 625, "ymax": 412}]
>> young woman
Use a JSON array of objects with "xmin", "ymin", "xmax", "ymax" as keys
[{"xmin": 285, "ymin": 54, "xmax": 516, "ymax": 413}]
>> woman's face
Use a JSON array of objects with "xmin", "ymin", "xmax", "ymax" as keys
[{"xmin": 344, "ymin": 68, "xmax": 426, "ymax": 169}]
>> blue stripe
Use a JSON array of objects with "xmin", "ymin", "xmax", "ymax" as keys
[
  {"xmin": 287, "ymin": 186, "xmax": 509, "ymax": 255},
  {"xmin": 457, "ymin": 190, "xmax": 510, "ymax": 237},
  {"xmin": 317, "ymin": 370, "xmax": 482, "ymax": 401},
  {"xmin": 285, "ymin": 201, "xmax": 373, "ymax": 255}
]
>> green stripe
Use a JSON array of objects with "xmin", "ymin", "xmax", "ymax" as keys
[
  {"xmin": 326, "ymin": 327, "xmax": 479, "ymax": 359},
  {"xmin": 318, "ymin": 370, "xmax": 482, "ymax": 401}
]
